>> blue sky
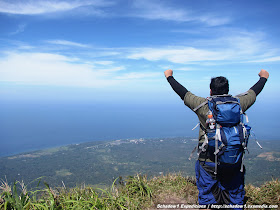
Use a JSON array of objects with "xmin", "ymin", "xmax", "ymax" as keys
[{"xmin": 0, "ymin": 0, "xmax": 279, "ymax": 104}]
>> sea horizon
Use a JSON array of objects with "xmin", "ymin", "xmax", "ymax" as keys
[{"xmin": 1, "ymin": 102, "xmax": 278, "ymax": 158}]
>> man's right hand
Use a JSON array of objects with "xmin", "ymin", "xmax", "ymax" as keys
[
  {"xmin": 258, "ymin": 69, "xmax": 269, "ymax": 79},
  {"xmin": 164, "ymin": 69, "xmax": 173, "ymax": 78}
]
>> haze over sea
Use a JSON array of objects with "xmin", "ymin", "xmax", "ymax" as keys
[{"xmin": 1, "ymin": 97, "xmax": 278, "ymax": 157}]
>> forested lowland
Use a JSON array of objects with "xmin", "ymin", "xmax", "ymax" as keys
[{"xmin": 0, "ymin": 137, "xmax": 279, "ymax": 189}]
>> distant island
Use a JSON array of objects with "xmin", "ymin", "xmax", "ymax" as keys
[{"xmin": 0, "ymin": 137, "xmax": 279, "ymax": 188}]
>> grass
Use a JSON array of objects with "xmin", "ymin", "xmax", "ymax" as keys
[
  {"xmin": 0, "ymin": 174, "xmax": 279, "ymax": 209},
  {"xmin": 245, "ymin": 179, "xmax": 280, "ymax": 206}
]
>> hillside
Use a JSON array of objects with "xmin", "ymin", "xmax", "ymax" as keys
[
  {"xmin": 1, "ymin": 173, "xmax": 279, "ymax": 209},
  {"xmin": 1, "ymin": 137, "xmax": 280, "ymax": 189}
]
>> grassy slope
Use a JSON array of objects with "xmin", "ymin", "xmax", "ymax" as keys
[{"xmin": 1, "ymin": 174, "xmax": 279, "ymax": 210}]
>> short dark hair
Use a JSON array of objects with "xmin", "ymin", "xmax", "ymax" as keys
[{"xmin": 210, "ymin": 76, "xmax": 229, "ymax": 95}]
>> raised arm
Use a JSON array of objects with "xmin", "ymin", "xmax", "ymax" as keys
[
  {"xmin": 239, "ymin": 69, "xmax": 269, "ymax": 112},
  {"xmin": 164, "ymin": 69, "xmax": 188, "ymax": 100},
  {"xmin": 250, "ymin": 69, "xmax": 269, "ymax": 96}
]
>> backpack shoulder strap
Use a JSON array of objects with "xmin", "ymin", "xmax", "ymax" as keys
[
  {"xmin": 193, "ymin": 97, "xmax": 213, "ymax": 112},
  {"xmin": 193, "ymin": 101, "xmax": 207, "ymax": 112}
]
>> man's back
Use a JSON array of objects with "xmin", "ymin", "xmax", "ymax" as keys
[
  {"xmin": 164, "ymin": 69, "xmax": 269, "ymax": 206},
  {"xmin": 184, "ymin": 89, "xmax": 257, "ymax": 162}
]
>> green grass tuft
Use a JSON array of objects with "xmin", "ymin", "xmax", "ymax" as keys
[
  {"xmin": 0, "ymin": 174, "xmax": 279, "ymax": 209},
  {"xmin": 245, "ymin": 179, "xmax": 280, "ymax": 206}
]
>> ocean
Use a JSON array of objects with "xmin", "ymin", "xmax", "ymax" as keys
[
  {"xmin": 0, "ymin": 102, "xmax": 197, "ymax": 157},
  {"xmin": 0, "ymin": 101, "xmax": 278, "ymax": 157}
]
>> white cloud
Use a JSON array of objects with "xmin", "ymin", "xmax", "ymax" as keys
[
  {"xmin": 221, "ymin": 33, "xmax": 265, "ymax": 56},
  {"xmin": 131, "ymin": 1, "xmax": 190, "ymax": 22},
  {"xmin": 115, "ymin": 72, "xmax": 160, "ymax": 80},
  {"xmin": 0, "ymin": 51, "xmax": 162, "ymax": 88},
  {"xmin": 0, "ymin": 0, "xmax": 230, "ymax": 26},
  {"xmin": 127, "ymin": 47, "xmax": 224, "ymax": 64},
  {"xmin": 10, "ymin": 24, "xmax": 27, "ymax": 35},
  {"xmin": 0, "ymin": 52, "xmax": 122, "ymax": 87},
  {"xmin": 0, "ymin": 0, "xmax": 111, "ymax": 15},
  {"xmin": 46, "ymin": 40, "xmax": 90, "ymax": 48},
  {"xmin": 130, "ymin": 0, "xmax": 230, "ymax": 26},
  {"xmin": 97, "ymin": 66, "xmax": 125, "ymax": 72},
  {"xmin": 175, "ymin": 67, "xmax": 196, "ymax": 71},
  {"xmin": 197, "ymin": 15, "xmax": 230, "ymax": 26},
  {"xmin": 126, "ymin": 32, "xmax": 280, "ymax": 64},
  {"xmin": 248, "ymin": 56, "xmax": 280, "ymax": 63},
  {"xmin": 93, "ymin": 60, "xmax": 114, "ymax": 65}
]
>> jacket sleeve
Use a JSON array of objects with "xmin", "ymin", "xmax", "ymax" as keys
[
  {"xmin": 250, "ymin": 77, "xmax": 267, "ymax": 96},
  {"xmin": 238, "ymin": 77, "xmax": 267, "ymax": 112},
  {"xmin": 166, "ymin": 76, "xmax": 188, "ymax": 100},
  {"xmin": 238, "ymin": 89, "xmax": 256, "ymax": 112},
  {"xmin": 184, "ymin": 91, "xmax": 208, "ymax": 113}
]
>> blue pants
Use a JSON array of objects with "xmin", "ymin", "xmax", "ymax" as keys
[{"xmin": 195, "ymin": 160, "xmax": 245, "ymax": 207}]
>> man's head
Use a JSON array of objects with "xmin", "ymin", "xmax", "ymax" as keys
[{"xmin": 210, "ymin": 76, "xmax": 229, "ymax": 95}]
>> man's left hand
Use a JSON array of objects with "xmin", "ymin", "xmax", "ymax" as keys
[{"xmin": 164, "ymin": 69, "xmax": 173, "ymax": 78}]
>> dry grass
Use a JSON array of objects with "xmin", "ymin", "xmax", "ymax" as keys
[
  {"xmin": 245, "ymin": 179, "xmax": 280, "ymax": 206},
  {"xmin": 0, "ymin": 174, "xmax": 279, "ymax": 209}
]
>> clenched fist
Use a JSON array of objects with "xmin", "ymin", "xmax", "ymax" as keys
[
  {"xmin": 258, "ymin": 69, "xmax": 269, "ymax": 79},
  {"xmin": 164, "ymin": 69, "xmax": 173, "ymax": 78}
]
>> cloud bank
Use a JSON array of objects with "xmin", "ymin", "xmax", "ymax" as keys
[{"xmin": 0, "ymin": 0, "xmax": 111, "ymax": 15}]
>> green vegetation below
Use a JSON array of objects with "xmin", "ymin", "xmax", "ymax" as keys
[
  {"xmin": 1, "ymin": 174, "xmax": 279, "ymax": 209},
  {"xmin": 1, "ymin": 137, "xmax": 280, "ymax": 189}
]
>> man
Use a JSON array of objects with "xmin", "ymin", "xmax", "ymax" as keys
[{"xmin": 164, "ymin": 69, "xmax": 269, "ymax": 207}]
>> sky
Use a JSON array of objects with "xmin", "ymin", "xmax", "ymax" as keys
[
  {"xmin": 0, "ymin": 0, "xmax": 279, "ymax": 105},
  {"xmin": 0, "ymin": 0, "xmax": 280, "ymax": 157}
]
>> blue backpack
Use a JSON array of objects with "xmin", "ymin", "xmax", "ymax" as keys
[{"xmin": 194, "ymin": 94, "xmax": 251, "ymax": 174}]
